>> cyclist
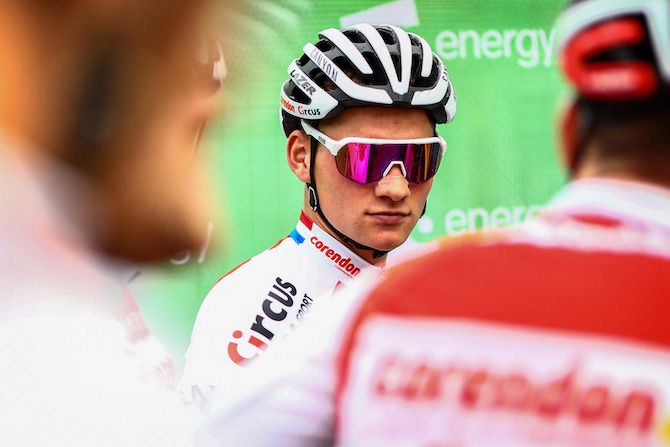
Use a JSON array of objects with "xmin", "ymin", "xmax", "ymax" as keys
[
  {"xmin": 180, "ymin": 23, "xmax": 456, "ymax": 409},
  {"xmin": 196, "ymin": 1, "xmax": 670, "ymax": 445}
]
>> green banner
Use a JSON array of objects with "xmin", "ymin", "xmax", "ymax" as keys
[{"xmin": 130, "ymin": 0, "xmax": 570, "ymax": 364}]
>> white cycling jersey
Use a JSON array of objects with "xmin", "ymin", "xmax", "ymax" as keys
[
  {"xmin": 179, "ymin": 211, "xmax": 381, "ymax": 409},
  {"xmin": 195, "ymin": 178, "xmax": 670, "ymax": 447}
]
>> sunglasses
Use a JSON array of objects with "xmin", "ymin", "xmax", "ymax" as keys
[{"xmin": 301, "ymin": 121, "xmax": 446, "ymax": 185}]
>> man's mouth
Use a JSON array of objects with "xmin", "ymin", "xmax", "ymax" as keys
[{"xmin": 367, "ymin": 211, "xmax": 410, "ymax": 224}]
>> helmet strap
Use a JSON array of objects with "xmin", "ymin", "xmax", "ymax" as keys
[{"xmin": 307, "ymin": 136, "xmax": 389, "ymax": 260}]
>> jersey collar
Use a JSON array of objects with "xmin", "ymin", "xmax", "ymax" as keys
[
  {"xmin": 292, "ymin": 210, "xmax": 381, "ymax": 280},
  {"xmin": 543, "ymin": 178, "xmax": 670, "ymax": 233}
]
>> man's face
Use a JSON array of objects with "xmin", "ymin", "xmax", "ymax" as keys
[
  {"xmin": 92, "ymin": 12, "xmax": 220, "ymax": 262},
  {"xmin": 0, "ymin": 0, "xmax": 219, "ymax": 262},
  {"xmin": 313, "ymin": 106, "xmax": 436, "ymax": 252},
  {"xmin": 99, "ymin": 78, "xmax": 216, "ymax": 262}
]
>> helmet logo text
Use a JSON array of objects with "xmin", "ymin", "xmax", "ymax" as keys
[{"xmin": 290, "ymin": 69, "xmax": 317, "ymax": 96}]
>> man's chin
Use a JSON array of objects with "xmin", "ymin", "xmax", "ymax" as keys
[
  {"xmin": 95, "ymin": 205, "xmax": 209, "ymax": 264},
  {"xmin": 366, "ymin": 233, "xmax": 410, "ymax": 253}
]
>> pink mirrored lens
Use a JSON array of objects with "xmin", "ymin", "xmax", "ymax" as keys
[{"xmin": 335, "ymin": 142, "xmax": 442, "ymax": 184}]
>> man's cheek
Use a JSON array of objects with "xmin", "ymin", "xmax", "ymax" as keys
[{"xmin": 412, "ymin": 186, "xmax": 431, "ymax": 205}]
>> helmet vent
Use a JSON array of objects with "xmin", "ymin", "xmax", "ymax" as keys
[
  {"xmin": 410, "ymin": 53, "xmax": 423, "ymax": 84},
  {"xmin": 390, "ymin": 53, "xmax": 402, "ymax": 82},
  {"xmin": 585, "ymin": 14, "xmax": 655, "ymax": 65},
  {"xmin": 332, "ymin": 56, "xmax": 357, "ymax": 78},
  {"xmin": 343, "ymin": 30, "xmax": 366, "ymax": 44},
  {"xmin": 378, "ymin": 28, "xmax": 397, "ymax": 45},
  {"xmin": 298, "ymin": 54, "xmax": 310, "ymax": 67},
  {"xmin": 309, "ymin": 68, "xmax": 337, "ymax": 92},
  {"xmin": 316, "ymin": 40, "xmax": 333, "ymax": 52},
  {"xmin": 426, "ymin": 56, "xmax": 440, "ymax": 84},
  {"xmin": 362, "ymin": 51, "xmax": 387, "ymax": 86},
  {"xmin": 290, "ymin": 87, "xmax": 310, "ymax": 103}
]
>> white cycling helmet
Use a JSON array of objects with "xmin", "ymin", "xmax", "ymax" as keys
[{"xmin": 280, "ymin": 23, "xmax": 456, "ymax": 136}]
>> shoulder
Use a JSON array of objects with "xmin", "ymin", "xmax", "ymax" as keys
[
  {"xmin": 186, "ymin": 235, "xmax": 304, "ymax": 360},
  {"xmin": 182, "ymin": 236, "xmax": 310, "ymax": 404},
  {"xmin": 209, "ymin": 236, "xmax": 298, "ymax": 293},
  {"xmin": 200, "ymin": 236, "xmax": 300, "ymax": 309},
  {"xmin": 357, "ymin": 225, "xmax": 670, "ymax": 329},
  {"xmin": 383, "ymin": 231, "xmax": 510, "ymax": 280}
]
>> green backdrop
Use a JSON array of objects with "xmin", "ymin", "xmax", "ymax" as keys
[{"xmin": 129, "ymin": 0, "xmax": 570, "ymax": 366}]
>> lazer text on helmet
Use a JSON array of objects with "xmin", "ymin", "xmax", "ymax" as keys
[{"xmin": 290, "ymin": 69, "xmax": 317, "ymax": 96}]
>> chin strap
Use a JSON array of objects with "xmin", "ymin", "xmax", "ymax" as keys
[{"xmin": 307, "ymin": 137, "xmax": 390, "ymax": 259}]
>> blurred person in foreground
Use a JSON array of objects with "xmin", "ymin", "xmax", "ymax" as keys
[
  {"xmin": 194, "ymin": 1, "xmax": 670, "ymax": 446},
  {"xmin": 180, "ymin": 24, "xmax": 456, "ymax": 410},
  {"xmin": 0, "ymin": 0, "xmax": 222, "ymax": 445}
]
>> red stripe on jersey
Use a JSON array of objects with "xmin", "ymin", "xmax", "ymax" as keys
[
  {"xmin": 209, "ymin": 237, "xmax": 289, "ymax": 292},
  {"xmin": 334, "ymin": 242, "xmax": 670, "ymax": 437},
  {"xmin": 334, "ymin": 281, "xmax": 346, "ymax": 294},
  {"xmin": 543, "ymin": 213, "xmax": 624, "ymax": 228},
  {"xmin": 209, "ymin": 258, "xmax": 251, "ymax": 292},
  {"xmin": 269, "ymin": 236, "xmax": 289, "ymax": 250},
  {"xmin": 569, "ymin": 213, "xmax": 623, "ymax": 228},
  {"xmin": 300, "ymin": 210, "xmax": 314, "ymax": 230}
]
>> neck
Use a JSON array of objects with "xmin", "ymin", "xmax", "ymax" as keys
[
  {"xmin": 301, "ymin": 205, "xmax": 388, "ymax": 267},
  {"xmin": 575, "ymin": 154, "xmax": 670, "ymax": 191}
]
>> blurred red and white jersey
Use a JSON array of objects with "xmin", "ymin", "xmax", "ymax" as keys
[
  {"xmin": 199, "ymin": 178, "xmax": 670, "ymax": 447},
  {"xmin": 0, "ymin": 144, "xmax": 194, "ymax": 446}
]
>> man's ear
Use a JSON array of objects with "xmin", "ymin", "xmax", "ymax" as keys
[{"xmin": 287, "ymin": 129, "xmax": 311, "ymax": 183}]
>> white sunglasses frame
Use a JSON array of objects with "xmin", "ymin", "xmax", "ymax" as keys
[
  {"xmin": 300, "ymin": 120, "xmax": 447, "ymax": 182},
  {"xmin": 300, "ymin": 120, "xmax": 447, "ymax": 156}
]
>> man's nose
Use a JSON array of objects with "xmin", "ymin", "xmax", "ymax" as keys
[{"xmin": 375, "ymin": 165, "xmax": 410, "ymax": 201}]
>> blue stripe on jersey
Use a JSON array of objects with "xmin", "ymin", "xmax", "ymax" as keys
[{"xmin": 290, "ymin": 228, "xmax": 305, "ymax": 244}]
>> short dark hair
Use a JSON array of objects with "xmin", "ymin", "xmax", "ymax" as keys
[{"xmin": 583, "ymin": 96, "xmax": 670, "ymax": 166}]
